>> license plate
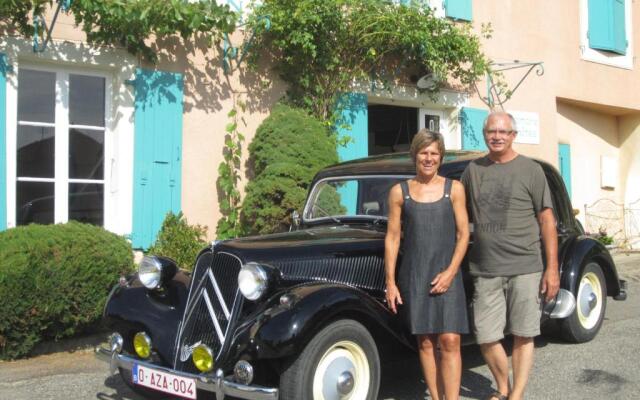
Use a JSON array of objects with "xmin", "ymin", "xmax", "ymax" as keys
[{"xmin": 132, "ymin": 363, "xmax": 197, "ymax": 399}]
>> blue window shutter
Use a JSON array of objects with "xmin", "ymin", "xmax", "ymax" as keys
[
  {"xmin": 558, "ymin": 144, "xmax": 572, "ymax": 199},
  {"xmin": 460, "ymin": 107, "xmax": 487, "ymax": 151},
  {"xmin": 0, "ymin": 54, "xmax": 9, "ymax": 231},
  {"xmin": 612, "ymin": 0, "xmax": 627, "ymax": 55},
  {"xmin": 445, "ymin": 0, "xmax": 472, "ymax": 21},
  {"xmin": 588, "ymin": 0, "xmax": 627, "ymax": 55},
  {"xmin": 132, "ymin": 69, "xmax": 183, "ymax": 249}
]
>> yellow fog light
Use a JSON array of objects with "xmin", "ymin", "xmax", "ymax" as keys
[
  {"xmin": 192, "ymin": 344, "xmax": 214, "ymax": 372},
  {"xmin": 133, "ymin": 332, "xmax": 152, "ymax": 359}
]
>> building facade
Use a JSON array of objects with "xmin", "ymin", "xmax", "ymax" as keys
[{"xmin": 1, "ymin": 0, "xmax": 639, "ymax": 248}]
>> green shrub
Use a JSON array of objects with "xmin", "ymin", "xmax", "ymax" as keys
[
  {"xmin": 241, "ymin": 103, "xmax": 339, "ymax": 235},
  {"xmin": 148, "ymin": 212, "xmax": 208, "ymax": 270},
  {"xmin": 0, "ymin": 222, "xmax": 133, "ymax": 360},
  {"xmin": 597, "ymin": 234, "xmax": 614, "ymax": 246}
]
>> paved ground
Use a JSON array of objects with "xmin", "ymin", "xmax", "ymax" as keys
[{"xmin": 1, "ymin": 251, "xmax": 639, "ymax": 400}]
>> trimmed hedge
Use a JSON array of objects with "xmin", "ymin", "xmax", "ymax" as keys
[
  {"xmin": 0, "ymin": 222, "xmax": 133, "ymax": 360},
  {"xmin": 148, "ymin": 212, "xmax": 208, "ymax": 271},
  {"xmin": 241, "ymin": 103, "xmax": 339, "ymax": 234}
]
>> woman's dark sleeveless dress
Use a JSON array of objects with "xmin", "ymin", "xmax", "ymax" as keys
[{"xmin": 397, "ymin": 178, "xmax": 469, "ymax": 335}]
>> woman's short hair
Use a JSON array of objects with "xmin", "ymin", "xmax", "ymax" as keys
[{"xmin": 409, "ymin": 129, "xmax": 445, "ymax": 162}]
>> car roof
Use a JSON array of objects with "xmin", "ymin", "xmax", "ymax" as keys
[{"xmin": 313, "ymin": 150, "xmax": 485, "ymax": 180}]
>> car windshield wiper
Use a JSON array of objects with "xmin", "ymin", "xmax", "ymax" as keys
[{"xmin": 312, "ymin": 205, "xmax": 343, "ymax": 225}]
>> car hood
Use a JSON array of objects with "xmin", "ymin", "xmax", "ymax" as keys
[{"xmin": 214, "ymin": 224, "xmax": 385, "ymax": 264}]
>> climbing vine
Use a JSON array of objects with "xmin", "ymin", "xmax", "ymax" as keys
[
  {"xmin": 0, "ymin": 0, "xmax": 237, "ymax": 60},
  {"xmin": 216, "ymin": 96, "xmax": 246, "ymax": 239},
  {"xmin": 249, "ymin": 0, "xmax": 489, "ymax": 120}
]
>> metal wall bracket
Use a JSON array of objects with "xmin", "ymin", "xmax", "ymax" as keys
[
  {"xmin": 475, "ymin": 60, "xmax": 544, "ymax": 109},
  {"xmin": 33, "ymin": 0, "xmax": 73, "ymax": 53}
]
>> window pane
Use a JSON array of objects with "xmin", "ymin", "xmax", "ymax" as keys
[
  {"xmin": 17, "ymin": 125, "xmax": 55, "ymax": 178},
  {"xmin": 69, "ymin": 183, "xmax": 104, "ymax": 226},
  {"xmin": 16, "ymin": 181, "xmax": 55, "ymax": 225},
  {"xmin": 69, "ymin": 128, "xmax": 104, "ymax": 179},
  {"xmin": 18, "ymin": 69, "xmax": 55, "ymax": 123},
  {"xmin": 69, "ymin": 74, "xmax": 105, "ymax": 126}
]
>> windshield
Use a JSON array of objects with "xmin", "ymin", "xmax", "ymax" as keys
[{"xmin": 304, "ymin": 176, "xmax": 407, "ymax": 221}]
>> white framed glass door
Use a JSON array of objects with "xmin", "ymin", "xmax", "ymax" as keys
[{"xmin": 16, "ymin": 67, "xmax": 107, "ymax": 226}]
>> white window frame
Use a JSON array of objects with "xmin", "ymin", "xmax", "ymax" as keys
[
  {"xmin": 579, "ymin": 0, "xmax": 634, "ymax": 69},
  {"xmin": 2, "ymin": 37, "xmax": 137, "ymax": 236},
  {"xmin": 11, "ymin": 64, "xmax": 111, "ymax": 226}
]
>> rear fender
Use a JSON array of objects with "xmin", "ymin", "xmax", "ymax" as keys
[
  {"xmin": 239, "ymin": 283, "xmax": 409, "ymax": 360},
  {"xmin": 560, "ymin": 236, "xmax": 623, "ymax": 298}
]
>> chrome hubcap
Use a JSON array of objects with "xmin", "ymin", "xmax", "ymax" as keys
[
  {"xmin": 577, "ymin": 271, "xmax": 603, "ymax": 330},
  {"xmin": 336, "ymin": 371, "xmax": 355, "ymax": 395},
  {"xmin": 588, "ymin": 292, "xmax": 597, "ymax": 310},
  {"xmin": 579, "ymin": 284, "xmax": 595, "ymax": 317},
  {"xmin": 313, "ymin": 341, "xmax": 370, "ymax": 400}
]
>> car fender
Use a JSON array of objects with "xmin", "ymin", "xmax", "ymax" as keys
[
  {"xmin": 102, "ymin": 270, "xmax": 191, "ymax": 364},
  {"xmin": 560, "ymin": 235, "xmax": 623, "ymax": 298},
  {"xmin": 239, "ymin": 283, "xmax": 410, "ymax": 360}
]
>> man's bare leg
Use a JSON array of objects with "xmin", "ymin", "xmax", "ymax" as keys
[
  {"xmin": 439, "ymin": 333, "xmax": 462, "ymax": 400},
  {"xmin": 417, "ymin": 334, "xmax": 442, "ymax": 400},
  {"xmin": 509, "ymin": 336, "xmax": 534, "ymax": 400},
  {"xmin": 480, "ymin": 341, "xmax": 510, "ymax": 398}
]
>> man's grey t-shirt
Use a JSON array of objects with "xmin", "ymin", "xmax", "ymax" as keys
[{"xmin": 461, "ymin": 155, "xmax": 553, "ymax": 277}]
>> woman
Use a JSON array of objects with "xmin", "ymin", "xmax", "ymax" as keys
[{"xmin": 385, "ymin": 129, "xmax": 470, "ymax": 400}]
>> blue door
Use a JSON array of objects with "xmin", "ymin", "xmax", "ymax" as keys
[
  {"xmin": 558, "ymin": 143, "xmax": 572, "ymax": 199},
  {"xmin": 460, "ymin": 107, "xmax": 488, "ymax": 151},
  {"xmin": 335, "ymin": 93, "xmax": 368, "ymax": 214},
  {"xmin": 131, "ymin": 69, "xmax": 183, "ymax": 249}
]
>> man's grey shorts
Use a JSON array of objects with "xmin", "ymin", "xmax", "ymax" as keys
[{"xmin": 472, "ymin": 271, "xmax": 543, "ymax": 344}]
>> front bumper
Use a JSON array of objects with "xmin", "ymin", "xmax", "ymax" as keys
[{"xmin": 95, "ymin": 345, "xmax": 279, "ymax": 400}]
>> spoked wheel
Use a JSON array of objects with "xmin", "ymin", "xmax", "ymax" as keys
[
  {"xmin": 280, "ymin": 319, "xmax": 380, "ymax": 400},
  {"xmin": 560, "ymin": 262, "xmax": 607, "ymax": 343}
]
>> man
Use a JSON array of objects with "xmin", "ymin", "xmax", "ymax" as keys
[{"xmin": 461, "ymin": 111, "xmax": 560, "ymax": 400}]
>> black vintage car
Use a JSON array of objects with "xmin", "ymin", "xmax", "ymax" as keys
[{"xmin": 96, "ymin": 152, "xmax": 627, "ymax": 400}]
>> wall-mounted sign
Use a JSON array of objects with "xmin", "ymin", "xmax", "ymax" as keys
[{"xmin": 511, "ymin": 111, "xmax": 540, "ymax": 144}]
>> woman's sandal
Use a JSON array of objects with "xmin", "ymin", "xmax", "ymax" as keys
[{"xmin": 486, "ymin": 391, "xmax": 508, "ymax": 400}]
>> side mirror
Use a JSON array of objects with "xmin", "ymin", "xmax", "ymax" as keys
[{"xmin": 290, "ymin": 210, "xmax": 301, "ymax": 231}]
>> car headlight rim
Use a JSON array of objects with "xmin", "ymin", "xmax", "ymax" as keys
[
  {"xmin": 238, "ymin": 263, "xmax": 269, "ymax": 301},
  {"xmin": 138, "ymin": 256, "xmax": 163, "ymax": 290}
]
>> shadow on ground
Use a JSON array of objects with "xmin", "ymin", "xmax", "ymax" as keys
[{"xmin": 378, "ymin": 334, "xmax": 563, "ymax": 400}]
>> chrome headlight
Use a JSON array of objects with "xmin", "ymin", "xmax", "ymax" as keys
[
  {"xmin": 238, "ymin": 262, "xmax": 269, "ymax": 301},
  {"xmin": 138, "ymin": 256, "xmax": 177, "ymax": 290}
]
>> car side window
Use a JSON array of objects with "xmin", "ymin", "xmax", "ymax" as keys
[{"xmin": 357, "ymin": 178, "xmax": 404, "ymax": 217}]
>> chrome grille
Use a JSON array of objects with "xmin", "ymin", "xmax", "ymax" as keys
[
  {"xmin": 275, "ymin": 255, "xmax": 385, "ymax": 291},
  {"xmin": 173, "ymin": 251, "xmax": 242, "ymax": 372}
]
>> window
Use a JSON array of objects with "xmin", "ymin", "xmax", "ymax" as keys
[
  {"xmin": 305, "ymin": 176, "xmax": 405, "ymax": 220},
  {"xmin": 16, "ymin": 68, "xmax": 106, "ymax": 226},
  {"xmin": 580, "ymin": 0, "xmax": 633, "ymax": 68}
]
